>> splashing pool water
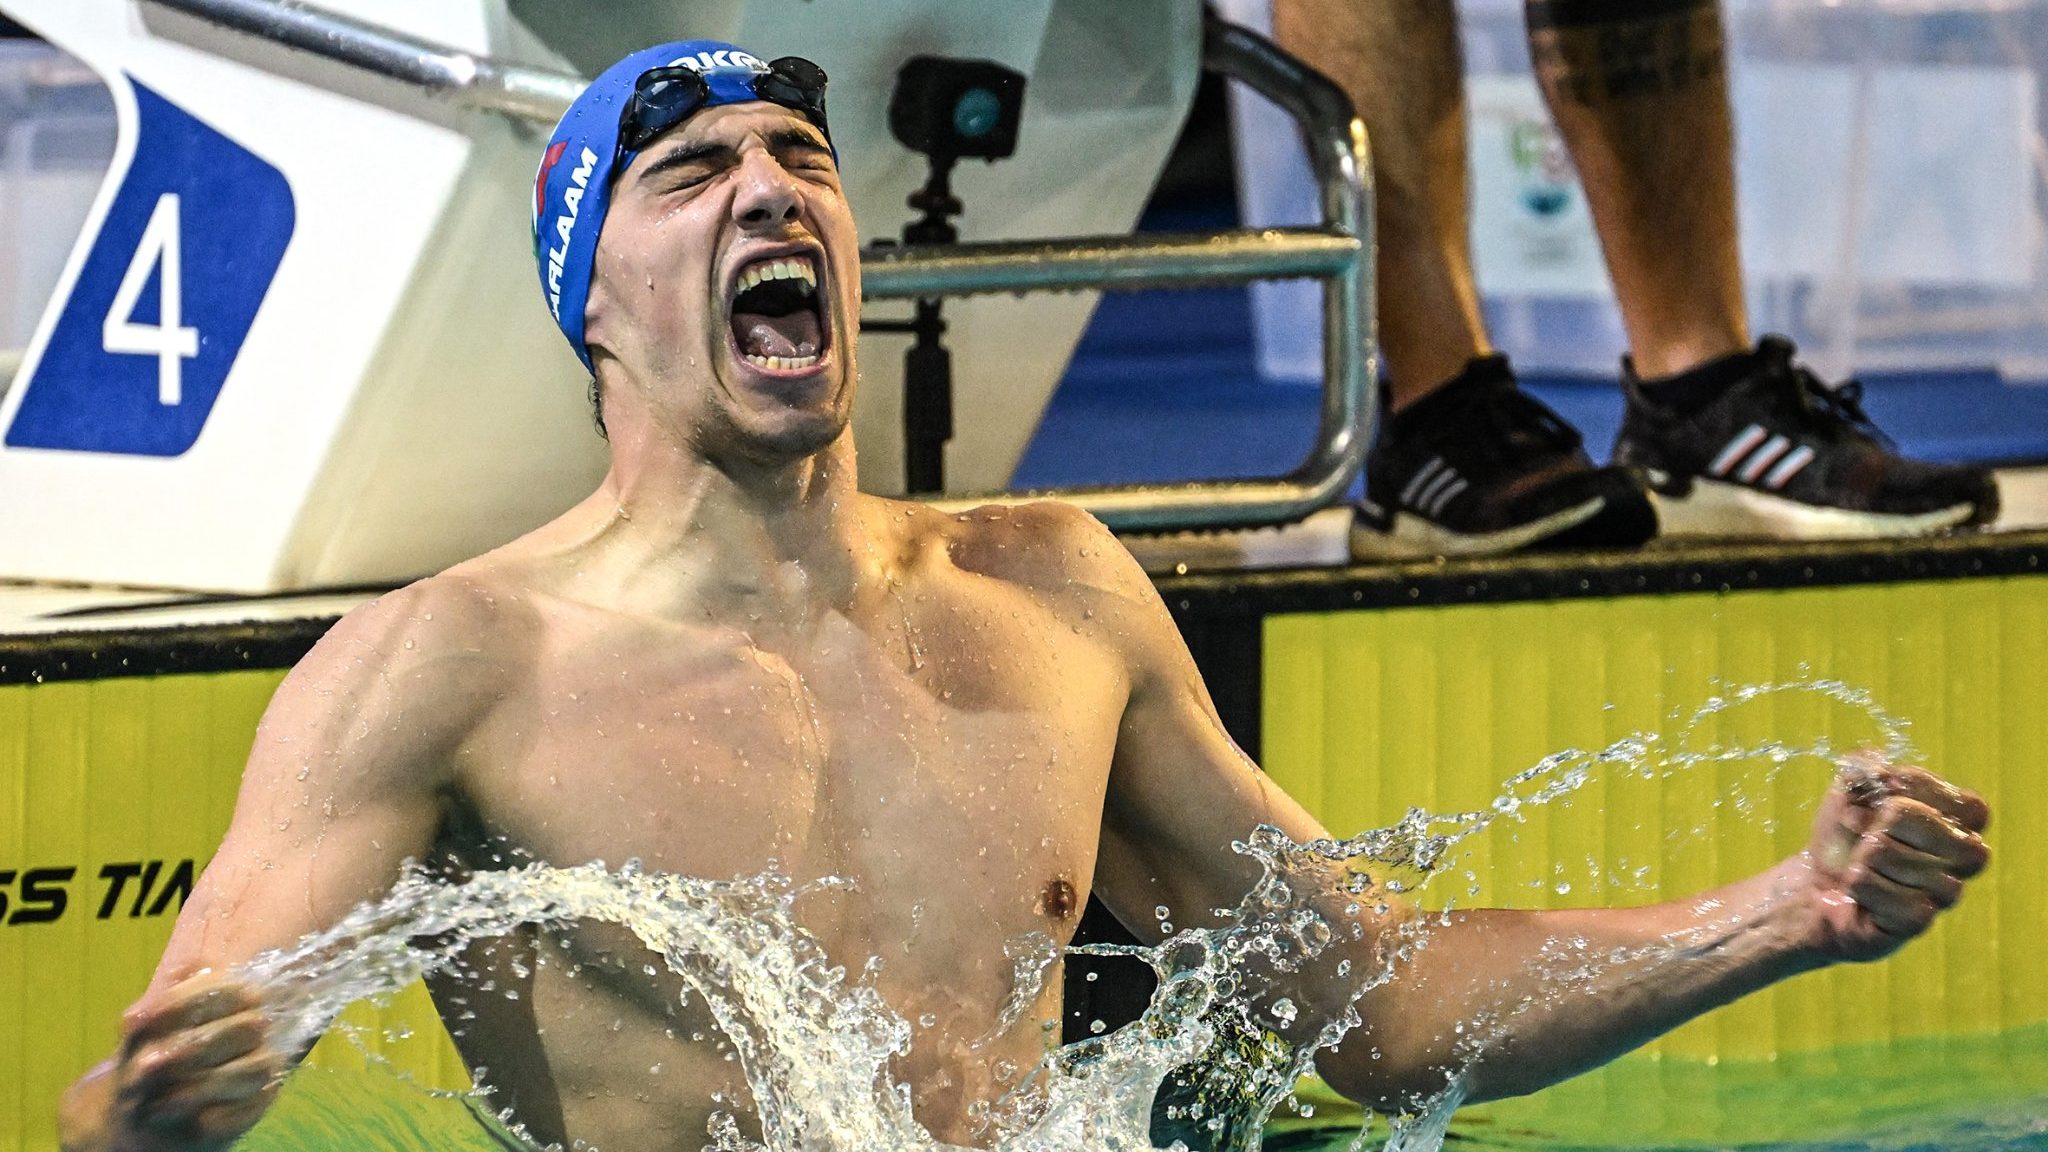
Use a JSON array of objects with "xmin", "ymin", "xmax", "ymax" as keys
[{"xmin": 232, "ymin": 682, "xmax": 2038, "ymax": 1152}]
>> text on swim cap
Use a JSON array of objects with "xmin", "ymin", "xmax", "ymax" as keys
[
  {"xmin": 545, "ymin": 146, "xmax": 599, "ymax": 321},
  {"xmin": 668, "ymin": 49, "xmax": 767, "ymax": 74}
]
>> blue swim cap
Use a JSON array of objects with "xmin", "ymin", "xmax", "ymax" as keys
[{"xmin": 533, "ymin": 41, "xmax": 793, "ymax": 371}]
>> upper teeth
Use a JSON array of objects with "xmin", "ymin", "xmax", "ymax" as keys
[{"xmin": 736, "ymin": 255, "xmax": 818, "ymax": 297}]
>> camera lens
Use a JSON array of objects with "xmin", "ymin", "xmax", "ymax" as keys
[{"xmin": 952, "ymin": 88, "xmax": 1004, "ymax": 141}]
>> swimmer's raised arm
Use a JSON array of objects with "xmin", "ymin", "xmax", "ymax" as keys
[
  {"xmin": 1077, "ymin": 512, "xmax": 1991, "ymax": 1112},
  {"xmin": 1313, "ymin": 764, "xmax": 1987, "ymax": 1108},
  {"xmin": 59, "ymin": 579, "xmax": 512, "ymax": 1152}
]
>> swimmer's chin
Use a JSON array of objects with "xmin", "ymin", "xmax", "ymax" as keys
[
  {"xmin": 708, "ymin": 397, "xmax": 851, "ymax": 464},
  {"xmin": 712, "ymin": 344, "xmax": 851, "ymax": 430}
]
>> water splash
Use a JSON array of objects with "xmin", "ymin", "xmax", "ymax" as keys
[
  {"xmin": 971, "ymin": 932, "xmax": 1061, "ymax": 1053},
  {"xmin": 242, "ymin": 680, "xmax": 1912, "ymax": 1152},
  {"xmin": 247, "ymin": 865, "xmax": 930, "ymax": 1151}
]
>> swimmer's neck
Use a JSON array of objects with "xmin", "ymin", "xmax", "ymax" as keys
[{"xmin": 559, "ymin": 425, "xmax": 885, "ymax": 622}]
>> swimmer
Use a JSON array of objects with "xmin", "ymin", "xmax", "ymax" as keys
[{"xmin": 59, "ymin": 40, "xmax": 1991, "ymax": 1152}]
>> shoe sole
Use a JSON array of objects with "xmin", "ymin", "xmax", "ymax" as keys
[
  {"xmin": 1652, "ymin": 476, "xmax": 1982, "ymax": 541},
  {"xmin": 1349, "ymin": 495, "xmax": 1610, "ymax": 560}
]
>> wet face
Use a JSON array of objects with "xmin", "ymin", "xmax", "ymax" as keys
[{"xmin": 585, "ymin": 102, "xmax": 858, "ymax": 465}]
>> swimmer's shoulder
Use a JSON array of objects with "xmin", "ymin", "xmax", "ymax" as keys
[
  {"xmin": 250, "ymin": 573, "xmax": 533, "ymax": 787},
  {"xmin": 304, "ymin": 570, "xmax": 539, "ymax": 700},
  {"xmin": 925, "ymin": 498, "xmax": 1192, "ymax": 674},
  {"xmin": 921, "ymin": 497, "xmax": 1154, "ymax": 606}
]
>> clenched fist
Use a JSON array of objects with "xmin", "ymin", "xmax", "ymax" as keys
[
  {"xmin": 1793, "ymin": 755, "xmax": 1991, "ymax": 964},
  {"xmin": 59, "ymin": 969, "xmax": 284, "ymax": 1152}
]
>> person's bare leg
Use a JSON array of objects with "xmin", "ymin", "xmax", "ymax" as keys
[
  {"xmin": 1527, "ymin": 0, "xmax": 1749, "ymax": 378},
  {"xmin": 1275, "ymin": 0, "xmax": 1489, "ymax": 410}
]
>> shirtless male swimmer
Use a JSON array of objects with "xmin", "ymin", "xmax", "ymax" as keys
[{"xmin": 60, "ymin": 40, "xmax": 1991, "ymax": 1152}]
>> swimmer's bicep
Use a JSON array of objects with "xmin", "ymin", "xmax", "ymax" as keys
[
  {"xmin": 1067, "ymin": 511, "xmax": 1393, "ymax": 931},
  {"xmin": 151, "ymin": 598, "xmax": 472, "ymax": 982},
  {"xmin": 149, "ymin": 742, "xmax": 442, "ymax": 989},
  {"xmin": 1097, "ymin": 550, "xmax": 1414, "ymax": 940},
  {"xmin": 1100, "ymin": 634, "xmax": 1341, "ymax": 940}
]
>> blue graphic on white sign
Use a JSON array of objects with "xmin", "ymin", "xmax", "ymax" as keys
[{"xmin": 6, "ymin": 79, "xmax": 293, "ymax": 456}]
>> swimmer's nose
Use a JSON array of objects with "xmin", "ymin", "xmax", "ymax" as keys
[{"xmin": 732, "ymin": 151, "xmax": 802, "ymax": 231}]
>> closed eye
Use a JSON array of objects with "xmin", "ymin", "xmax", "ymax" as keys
[
  {"xmin": 633, "ymin": 128, "xmax": 834, "ymax": 191},
  {"xmin": 636, "ymin": 142, "xmax": 734, "ymax": 190},
  {"xmin": 664, "ymin": 166, "xmax": 723, "ymax": 191},
  {"xmin": 764, "ymin": 126, "xmax": 835, "ymax": 176}
]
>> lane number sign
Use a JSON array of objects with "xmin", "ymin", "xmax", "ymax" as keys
[{"xmin": 6, "ymin": 79, "xmax": 293, "ymax": 457}]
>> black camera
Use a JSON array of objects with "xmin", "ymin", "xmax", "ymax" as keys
[{"xmin": 887, "ymin": 56, "xmax": 1027, "ymax": 162}]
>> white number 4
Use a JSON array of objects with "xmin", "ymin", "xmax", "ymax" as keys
[{"xmin": 102, "ymin": 193, "xmax": 200, "ymax": 406}]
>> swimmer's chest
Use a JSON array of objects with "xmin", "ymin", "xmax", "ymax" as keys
[{"xmin": 453, "ymin": 597, "xmax": 1127, "ymax": 905}]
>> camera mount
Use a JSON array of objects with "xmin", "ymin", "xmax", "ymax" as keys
[{"xmin": 880, "ymin": 56, "xmax": 1027, "ymax": 494}]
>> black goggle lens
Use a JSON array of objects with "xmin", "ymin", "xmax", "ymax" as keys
[
  {"xmin": 759, "ymin": 56, "xmax": 829, "ymax": 117},
  {"xmin": 618, "ymin": 67, "xmax": 711, "ymax": 155}
]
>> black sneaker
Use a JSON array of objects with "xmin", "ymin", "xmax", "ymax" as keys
[
  {"xmin": 1613, "ymin": 336, "xmax": 1999, "ymax": 540},
  {"xmin": 1351, "ymin": 354, "xmax": 1657, "ymax": 558}
]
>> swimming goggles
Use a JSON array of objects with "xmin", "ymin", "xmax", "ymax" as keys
[{"xmin": 615, "ymin": 56, "xmax": 832, "ymax": 165}]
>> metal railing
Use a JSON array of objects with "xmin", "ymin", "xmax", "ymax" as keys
[{"xmin": 142, "ymin": 0, "xmax": 1376, "ymax": 535}]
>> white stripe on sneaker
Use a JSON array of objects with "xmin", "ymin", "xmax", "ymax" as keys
[
  {"xmin": 1737, "ymin": 436, "xmax": 1793, "ymax": 484},
  {"xmin": 1415, "ymin": 467, "xmax": 1460, "ymax": 514},
  {"xmin": 1428, "ymin": 478, "xmax": 1469, "ymax": 517},
  {"xmin": 1709, "ymin": 424, "xmax": 1769, "ymax": 477},
  {"xmin": 1400, "ymin": 457, "xmax": 1444, "ymax": 507},
  {"xmin": 1762, "ymin": 444, "xmax": 1815, "ymax": 490}
]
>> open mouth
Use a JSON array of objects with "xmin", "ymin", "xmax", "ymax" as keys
[{"xmin": 728, "ymin": 251, "xmax": 826, "ymax": 373}]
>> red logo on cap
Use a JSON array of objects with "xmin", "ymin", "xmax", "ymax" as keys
[{"xmin": 535, "ymin": 140, "xmax": 569, "ymax": 222}]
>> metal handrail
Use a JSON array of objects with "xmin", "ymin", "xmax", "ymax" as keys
[
  {"xmin": 857, "ymin": 226, "xmax": 1361, "ymax": 298},
  {"xmin": 141, "ymin": 0, "xmax": 1376, "ymax": 535},
  {"xmin": 141, "ymin": 0, "xmax": 586, "ymax": 123}
]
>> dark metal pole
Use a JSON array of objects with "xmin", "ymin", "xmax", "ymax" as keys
[
  {"xmin": 903, "ymin": 300, "xmax": 952, "ymax": 495},
  {"xmin": 902, "ymin": 156, "xmax": 960, "ymax": 495}
]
